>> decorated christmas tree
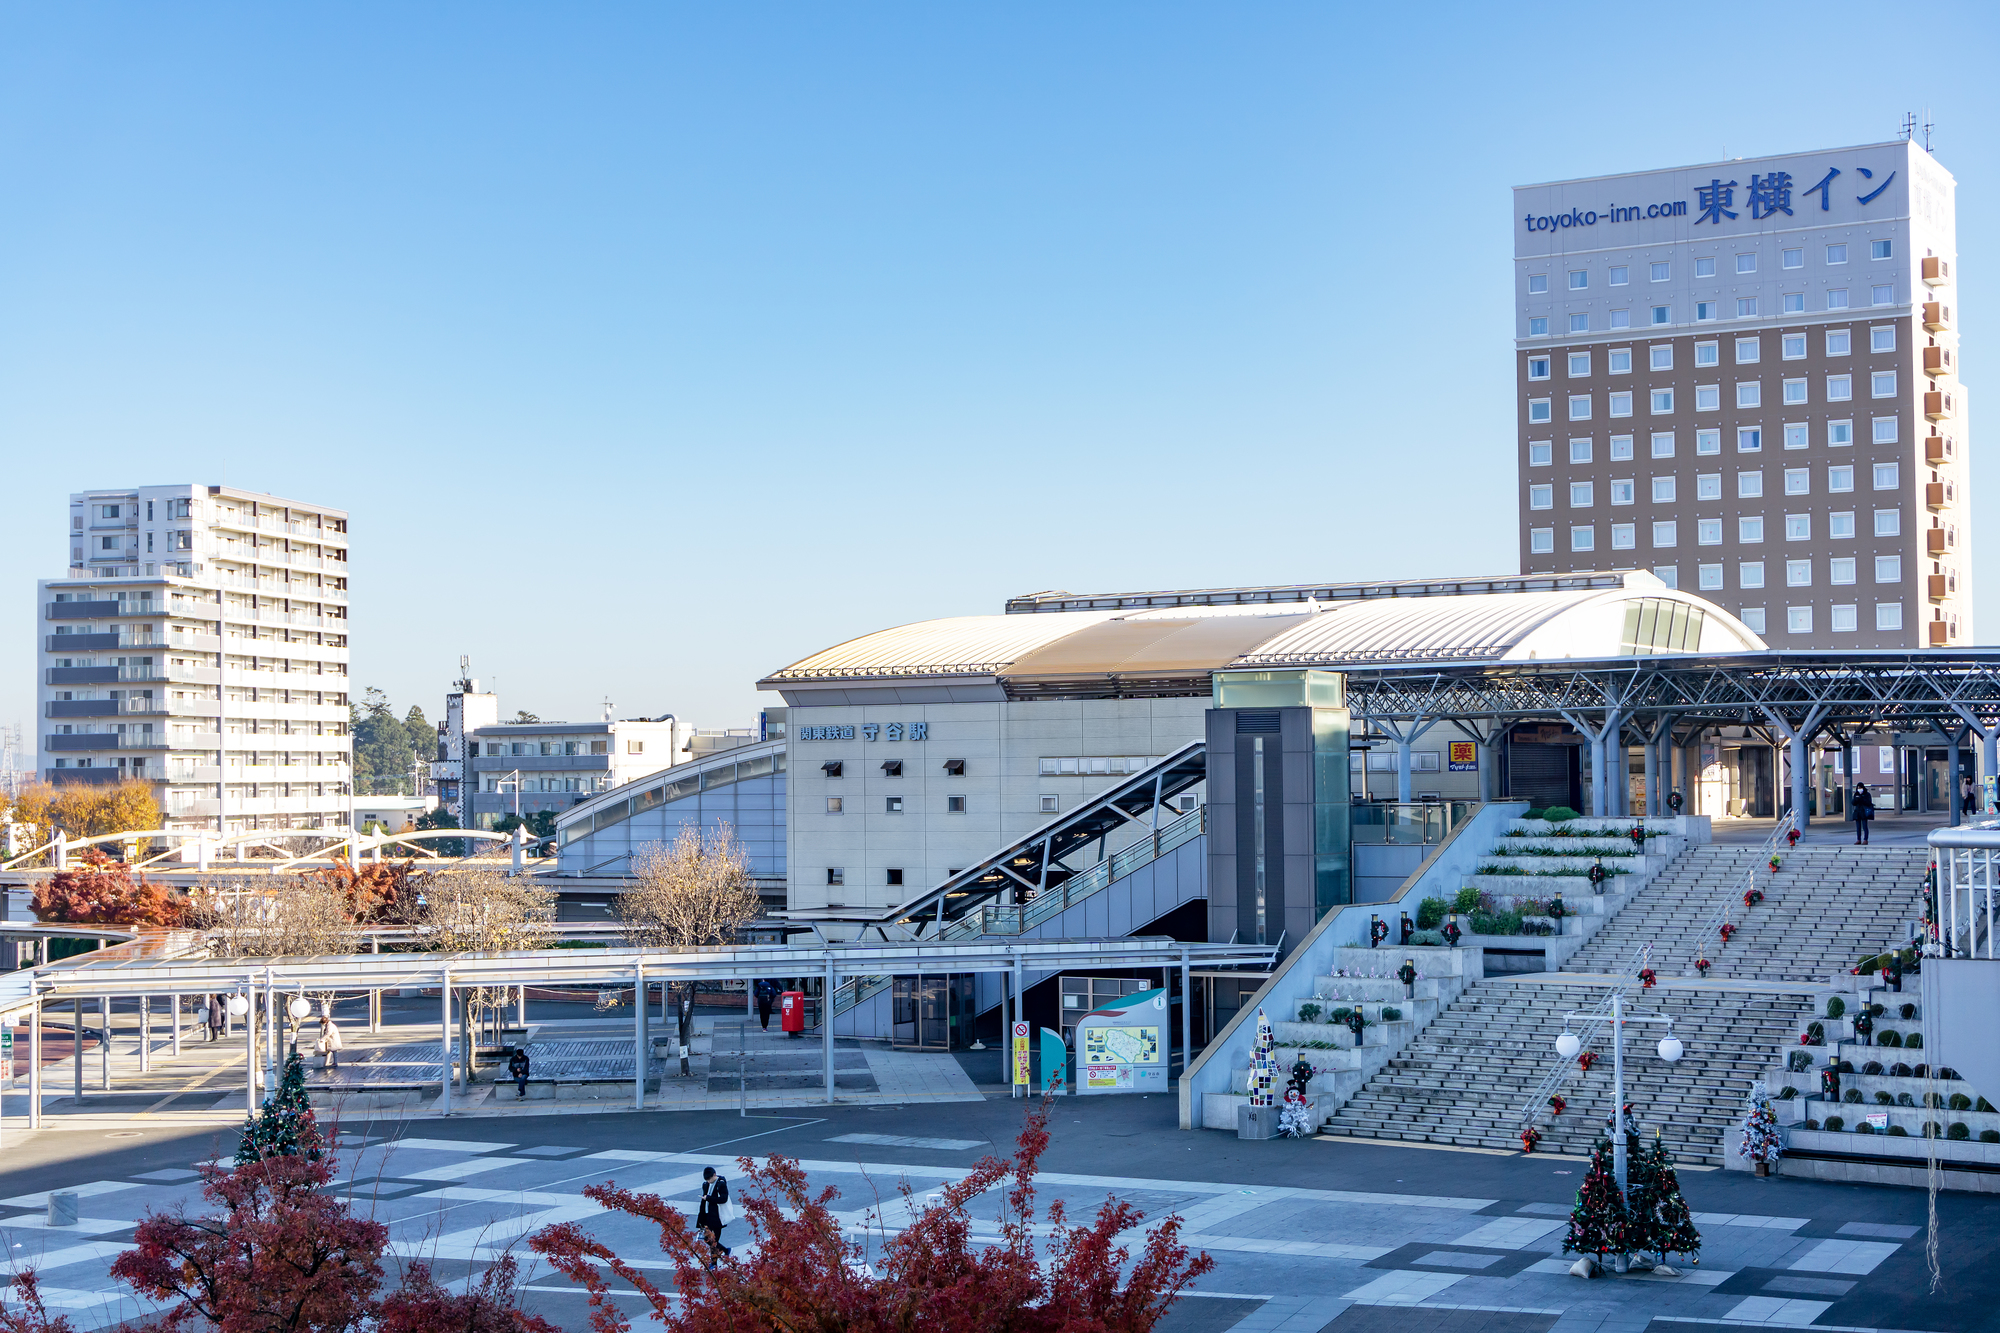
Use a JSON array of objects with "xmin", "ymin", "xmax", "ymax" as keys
[
  {"xmin": 1561, "ymin": 1138, "xmax": 1631, "ymax": 1258},
  {"xmin": 237, "ymin": 1045, "xmax": 324, "ymax": 1164},
  {"xmin": 1738, "ymin": 1080, "xmax": 1783, "ymax": 1165},
  {"xmin": 1630, "ymin": 1134, "xmax": 1701, "ymax": 1264}
]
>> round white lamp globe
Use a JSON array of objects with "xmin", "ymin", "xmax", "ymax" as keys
[
  {"xmin": 226, "ymin": 995, "xmax": 250, "ymax": 1017},
  {"xmin": 1555, "ymin": 1031, "xmax": 1582, "ymax": 1059},
  {"xmin": 288, "ymin": 997, "xmax": 311, "ymax": 1020},
  {"xmin": 1657, "ymin": 1035, "xmax": 1684, "ymax": 1063}
]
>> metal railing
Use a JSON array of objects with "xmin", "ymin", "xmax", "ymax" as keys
[
  {"xmin": 1683, "ymin": 812, "xmax": 1794, "ymax": 976},
  {"xmin": 939, "ymin": 804, "xmax": 1206, "ymax": 941},
  {"xmin": 1929, "ymin": 823, "xmax": 2000, "ymax": 958},
  {"xmin": 1349, "ymin": 800, "xmax": 1478, "ymax": 846},
  {"xmin": 1518, "ymin": 943, "xmax": 1650, "ymax": 1133}
]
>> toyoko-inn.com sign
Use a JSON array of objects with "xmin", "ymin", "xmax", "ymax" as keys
[{"xmin": 1522, "ymin": 162, "xmax": 1901, "ymax": 234}]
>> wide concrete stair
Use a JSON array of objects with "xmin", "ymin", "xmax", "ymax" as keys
[{"xmin": 1564, "ymin": 846, "xmax": 1927, "ymax": 982}]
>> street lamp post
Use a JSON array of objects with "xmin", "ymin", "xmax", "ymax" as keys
[{"xmin": 1554, "ymin": 990, "xmax": 1683, "ymax": 1195}]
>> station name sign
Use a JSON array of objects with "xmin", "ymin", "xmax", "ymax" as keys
[{"xmin": 798, "ymin": 722, "xmax": 929, "ymax": 741}]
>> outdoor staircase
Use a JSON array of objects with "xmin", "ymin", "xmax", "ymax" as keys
[{"xmin": 1318, "ymin": 838, "xmax": 1931, "ymax": 1163}]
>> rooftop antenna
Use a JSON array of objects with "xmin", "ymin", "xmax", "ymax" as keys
[
  {"xmin": 1901, "ymin": 111, "xmax": 1917, "ymax": 142},
  {"xmin": 1923, "ymin": 108, "xmax": 1935, "ymax": 153},
  {"xmin": 603, "ymin": 696, "xmax": 614, "ymax": 723}
]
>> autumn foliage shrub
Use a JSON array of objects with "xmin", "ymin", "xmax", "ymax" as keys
[{"xmin": 32, "ymin": 849, "xmax": 188, "ymax": 927}]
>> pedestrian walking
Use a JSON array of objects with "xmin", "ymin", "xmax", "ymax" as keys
[
  {"xmin": 207, "ymin": 993, "xmax": 224, "ymax": 1042},
  {"xmin": 754, "ymin": 978, "xmax": 778, "ymax": 1030},
  {"xmin": 508, "ymin": 1046, "xmax": 531, "ymax": 1100},
  {"xmin": 315, "ymin": 1014, "xmax": 343, "ymax": 1071},
  {"xmin": 696, "ymin": 1166, "xmax": 732, "ymax": 1268},
  {"xmin": 1851, "ymin": 783, "xmax": 1875, "ymax": 845},
  {"xmin": 1962, "ymin": 773, "xmax": 1979, "ymax": 816}
]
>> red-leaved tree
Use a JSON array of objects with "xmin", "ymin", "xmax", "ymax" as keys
[
  {"xmin": 33, "ymin": 849, "xmax": 188, "ymax": 928},
  {"xmin": 528, "ymin": 1099, "xmax": 1213, "ymax": 1333},
  {"xmin": 377, "ymin": 1256, "xmax": 557, "ymax": 1333}
]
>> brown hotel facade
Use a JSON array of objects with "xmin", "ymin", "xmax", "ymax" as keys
[{"xmin": 1515, "ymin": 140, "xmax": 1968, "ymax": 648}]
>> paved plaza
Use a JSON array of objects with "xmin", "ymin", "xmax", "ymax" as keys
[{"xmin": 0, "ymin": 1090, "xmax": 1989, "ymax": 1333}]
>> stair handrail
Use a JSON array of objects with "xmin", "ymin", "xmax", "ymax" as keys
[
  {"xmin": 1683, "ymin": 813, "xmax": 1794, "ymax": 977},
  {"xmin": 1516, "ymin": 943, "xmax": 1651, "ymax": 1135}
]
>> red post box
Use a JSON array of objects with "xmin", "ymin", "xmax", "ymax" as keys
[{"xmin": 780, "ymin": 990, "xmax": 805, "ymax": 1035}]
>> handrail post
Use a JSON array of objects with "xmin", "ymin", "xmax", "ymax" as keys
[{"xmin": 439, "ymin": 966, "xmax": 453, "ymax": 1116}]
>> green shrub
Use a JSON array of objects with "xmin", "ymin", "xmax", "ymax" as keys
[
  {"xmin": 1981, "ymin": 1130, "xmax": 1999, "ymax": 1143},
  {"xmin": 1381, "ymin": 1006, "xmax": 1403, "ymax": 1022},
  {"xmin": 1862, "ymin": 1061, "xmax": 1884, "ymax": 1075},
  {"xmin": 1298, "ymin": 1003, "xmax": 1321, "ymax": 1024},
  {"xmin": 1979, "ymin": 1097, "xmax": 1995, "ymax": 1113},
  {"xmin": 1330, "ymin": 1007, "xmax": 1353, "ymax": 1024},
  {"xmin": 1888, "ymin": 1124, "xmax": 1909, "ymax": 1136},
  {"xmin": 1826, "ymin": 996, "xmax": 1846, "ymax": 1019},
  {"xmin": 1875, "ymin": 1091, "xmax": 1895, "ymax": 1105},
  {"xmin": 1897, "ymin": 1092, "xmax": 1915, "ymax": 1107},
  {"xmin": 1542, "ymin": 806, "xmax": 1580, "ymax": 822},
  {"xmin": 1905, "ymin": 1033, "xmax": 1923, "ymax": 1049},
  {"xmin": 1416, "ymin": 897, "xmax": 1450, "ymax": 930},
  {"xmin": 1806, "ymin": 1021, "xmax": 1826, "ymax": 1044},
  {"xmin": 1923, "ymin": 1121, "xmax": 1944, "ymax": 1138},
  {"xmin": 1824, "ymin": 1116, "xmax": 1844, "ymax": 1131},
  {"xmin": 1786, "ymin": 1050, "xmax": 1813, "ymax": 1072},
  {"xmin": 1453, "ymin": 885, "xmax": 1482, "ymax": 914},
  {"xmin": 1949, "ymin": 1122, "xmax": 1971, "ymax": 1141},
  {"xmin": 1779, "ymin": 1085, "xmax": 1798, "ymax": 1099},
  {"xmin": 1891, "ymin": 1063, "xmax": 1914, "ymax": 1077},
  {"xmin": 1899, "ymin": 1002, "xmax": 1916, "ymax": 1020},
  {"xmin": 1843, "ymin": 1088, "xmax": 1862, "ymax": 1103},
  {"xmin": 1410, "ymin": 928, "xmax": 1446, "ymax": 946},
  {"xmin": 1925, "ymin": 1092, "xmax": 1946, "ymax": 1110},
  {"xmin": 1877, "ymin": 1030, "xmax": 1902, "ymax": 1047}
]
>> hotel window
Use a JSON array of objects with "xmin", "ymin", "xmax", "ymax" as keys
[
  {"xmin": 1609, "ymin": 265, "xmax": 1629, "ymax": 285},
  {"xmin": 1568, "ymin": 352, "xmax": 1590, "ymax": 377},
  {"xmin": 1871, "ymin": 371, "xmax": 1897, "ymax": 398},
  {"xmin": 1652, "ymin": 566, "xmax": 1679, "ymax": 588},
  {"xmin": 1877, "ymin": 603, "xmax": 1903, "ymax": 631},
  {"xmin": 1695, "ymin": 429, "xmax": 1721, "ymax": 455},
  {"xmin": 1528, "ymin": 398, "xmax": 1552, "ymax": 422},
  {"xmin": 1827, "ymin": 243, "xmax": 1848, "ymax": 264},
  {"xmin": 1698, "ymin": 563, "xmax": 1723, "ymax": 589},
  {"xmin": 1530, "ymin": 317, "xmax": 1549, "ymax": 336},
  {"xmin": 1830, "ymin": 604, "xmax": 1858, "ymax": 633},
  {"xmin": 1873, "ymin": 508, "xmax": 1900, "ymax": 536},
  {"xmin": 1872, "ymin": 462, "xmax": 1899, "ymax": 489},
  {"xmin": 1785, "ymin": 513, "xmax": 1811, "ymax": 540},
  {"xmin": 1738, "ymin": 470, "xmax": 1763, "ymax": 498},
  {"xmin": 886, "ymin": 868, "xmax": 904, "ymax": 885},
  {"xmin": 1651, "ymin": 476, "xmax": 1676, "ymax": 502},
  {"xmin": 1736, "ymin": 253, "xmax": 1757, "ymax": 274},
  {"xmin": 1650, "ymin": 262, "xmax": 1671, "ymax": 281},
  {"xmin": 1783, "ymin": 293, "xmax": 1805, "ymax": 314},
  {"xmin": 1784, "ymin": 468, "xmax": 1810, "ymax": 495},
  {"xmin": 1570, "ymin": 526, "xmax": 1595, "ymax": 552},
  {"xmin": 1826, "ymin": 374, "xmax": 1852, "ymax": 401},
  {"xmin": 1871, "ymin": 285, "xmax": 1894, "ymax": 306},
  {"xmin": 1527, "ymin": 356, "xmax": 1551, "ymax": 380},
  {"xmin": 1781, "ymin": 248, "xmax": 1803, "ymax": 269},
  {"xmin": 1652, "ymin": 521, "xmax": 1677, "ymax": 547},
  {"xmin": 1740, "ymin": 560, "xmax": 1766, "ymax": 588},
  {"xmin": 1609, "ymin": 348, "xmax": 1632, "ymax": 373},
  {"xmin": 1783, "ymin": 423, "xmax": 1809, "ymax": 450},
  {"xmin": 1875, "ymin": 555, "xmax": 1901, "ymax": 583},
  {"xmin": 1650, "ymin": 389, "xmax": 1674, "ymax": 414},
  {"xmin": 1830, "ymin": 558, "xmax": 1857, "ymax": 585},
  {"xmin": 1609, "ymin": 310, "xmax": 1630, "ymax": 329},
  {"xmin": 1737, "ymin": 427, "xmax": 1762, "ymax": 452},
  {"xmin": 1650, "ymin": 305, "xmax": 1670, "ymax": 325},
  {"xmin": 1826, "ymin": 329, "xmax": 1851, "ymax": 355},
  {"xmin": 826, "ymin": 868, "xmax": 844, "ymax": 886},
  {"xmin": 1610, "ymin": 523, "xmax": 1636, "ymax": 550},
  {"xmin": 1736, "ymin": 382, "xmax": 1761, "ymax": 408},
  {"xmin": 1827, "ymin": 465, "xmax": 1854, "ymax": 492},
  {"xmin": 1697, "ymin": 519, "xmax": 1723, "ymax": 545},
  {"xmin": 1040, "ymin": 794, "xmax": 1060, "ymax": 813},
  {"xmin": 1829, "ymin": 511, "xmax": 1855, "ymax": 538},
  {"xmin": 1529, "ymin": 274, "xmax": 1549, "ymax": 294},
  {"xmin": 1609, "ymin": 392, "xmax": 1632, "ymax": 417},
  {"xmin": 1739, "ymin": 516, "xmax": 1765, "ymax": 543},
  {"xmin": 1827, "ymin": 419, "xmax": 1853, "ymax": 446},
  {"xmin": 1696, "ymin": 473, "xmax": 1721, "ymax": 500},
  {"xmin": 1610, "ymin": 479, "xmax": 1635, "ymax": 505},
  {"xmin": 1871, "ymin": 240, "xmax": 1892, "ymax": 260},
  {"xmin": 1787, "ymin": 606, "xmax": 1813, "ymax": 634},
  {"xmin": 1695, "ymin": 385, "xmax": 1720, "ymax": 411},
  {"xmin": 1828, "ymin": 288, "xmax": 1850, "ymax": 310},
  {"xmin": 1609, "ymin": 434, "xmax": 1634, "ymax": 460},
  {"xmin": 1870, "ymin": 326, "xmax": 1896, "ymax": 353},
  {"xmin": 1529, "ymin": 485, "xmax": 1553, "ymax": 509},
  {"xmin": 1741, "ymin": 607, "xmax": 1767, "ymax": 633},
  {"xmin": 1569, "ymin": 481, "xmax": 1593, "ymax": 507},
  {"xmin": 1781, "ymin": 334, "xmax": 1806, "ymax": 360},
  {"xmin": 825, "ymin": 796, "xmax": 843, "ymax": 814},
  {"xmin": 1787, "ymin": 559, "xmax": 1812, "ymax": 587},
  {"xmin": 1735, "ymin": 298, "xmax": 1759, "ymax": 318},
  {"xmin": 1695, "ymin": 257, "xmax": 1717, "ymax": 277},
  {"xmin": 1696, "ymin": 301, "xmax": 1716, "ymax": 321},
  {"xmin": 1570, "ymin": 438, "xmax": 1593, "ymax": 463},
  {"xmin": 1569, "ymin": 313, "xmax": 1589, "ymax": 333},
  {"xmin": 1782, "ymin": 378, "xmax": 1807, "ymax": 405},
  {"xmin": 947, "ymin": 795, "xmax": 966, "ymax": 813},
  {"xmin": 1529, "ymin": 528, "xmax": 1554, "ymax": 553},
  {"xmin": 1695, "ymin": 341, "xmax": 1719, "ymax": 367},
  {"xmin": 1568, "ymin": 395, "xmax": 1591, "ymax": 420},
  {"xmin": 1569, "ymin": 270, "xmax": 1588, "ymax": 290},
  {"xmin": 1735, "ymin": 337, "xmax": 1760, "ymax": 363},
  {"xmin": 1649, "ymin": 346, "xmax": 1672, "ymax": 372},
  {"xmin": 1650, "ymin": 432, "xmax": 1674, "ymax": 458},
  {"xmin": 1528, "ymin": 441, "xmax": 1552, "ymax": 466}
]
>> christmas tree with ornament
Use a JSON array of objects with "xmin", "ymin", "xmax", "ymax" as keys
[
  {"xmin": 1562, "ymin": 1138, "xmax": 1631, "ymax": 1259},
  {"xmin": 237, "ymin": 1046, "xmax": 325, "ymax": 1164},
  {"xmin": 1738, "ymin": 1080, "xmax": 1783, "ymax": 1165}
]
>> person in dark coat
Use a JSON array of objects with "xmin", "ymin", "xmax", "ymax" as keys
[
  {"xmin": 207, "ymin": 994, "xmax": 225, "ymax": 1042},
  {"xmin": 754, "ymin": 978, "xmax": 779, "ymax": 1030},
  {"xmin": 1851, "ymin": 783, "xmax": 1875, "ymax": 845},
  {"xmin": 696, "ymin": 1166, "xmax": 731, "ymax": 1267},
  {"xmin": 507, "ymin": 1047, "xmax": 531, "ymax": 1100}
]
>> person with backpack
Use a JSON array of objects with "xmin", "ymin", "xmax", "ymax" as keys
[
  {"xmin": 507, "ymin": 1046, "xmax": 531, "ymax": 1100},
  {"xmin": 697, "ymin": 1166, "xmax": 732, "ymax": 1268},
  {"xmin": 754, "ymin": 978, "xmax": 779, "ymax": 1030},
  {"xmin": 1851, "ymin": 783, "xmax": 1875, "ymax": 845}
]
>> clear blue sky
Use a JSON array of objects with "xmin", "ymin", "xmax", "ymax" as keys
[{"xmin": 3, "ymin": 3, "xmax": 1995, "ymax": 738}]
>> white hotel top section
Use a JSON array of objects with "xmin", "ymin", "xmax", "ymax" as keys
[{"xmin": 1511, "ymin": 140, "xmax": 1955, "ymax": 343}]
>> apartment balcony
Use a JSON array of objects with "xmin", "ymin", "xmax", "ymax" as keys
[
  {"xmin": 1923, "ymin": 345, "xmax": 1955, "ymax": 377},
  {"xmin": 219, "ymin": 700, "xmax": 348, "ymax": 723},
  {"xmin": 1925, "ymin": 435, "xmax": 1954, "ymax": 465},
  {"xmin": 48, "ymin": 768, "xmax": 149, "ymax": 787},
  {"xmin": 46, "ymin": 600, "xmax": 125, "ymax": 621},
  {"xmin": 45, "ymin": 698, "xmax": 170, "ymax": 719},
  {"xmin": 165, "ymin": 797, "xmax": 223, "ymax": 818},
  {"xmin": 1926, "ymin": 481, "xmax": 1956, "ymax": 511},
  {"xmin": 224, "ymin": 763, "xmax": 349, "ymax": 782},
  {"xmin": 45, "ymin": 633, "xmax": 160, "ymax": 652},
  {"xmin": 1929, "ymin": 620, "xmax": 1952, "ymax": 647},
  {"xmin": 1923, "ymin": 302, "xmax": 1952, "ymax": 332},
  {"xmin": 46, "ymin": 733, "xmax": 168, "ymax": 752},
  {"xmin": 167, "ymin": 765, "xmax": 224, "ymax": 784},
  {"xmin": 45, "ymin": 663, "xmax": 219, "ymax": 687},
  {"xmin": 1924, "ymin": 391, "xmax": 1956, "ymax": 421},
  {"xmin": 1926, "ymin": 527, "xmax": 1953, "ymax": 556},
  {"xmin": 1922, "ymin": 257, "xmax": 1952, "ymax": 286},
  {"xmin": 1928, "ymin": 575, "xmax": 1951, "ymax": 603}
]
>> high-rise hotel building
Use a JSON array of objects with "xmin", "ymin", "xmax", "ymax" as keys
[
  {"xmin": 38, "ymin": 485, "xmax": 353, "ymax": 835},
  {"xmin": 1515, "ymin": 140, "xmax": 1967, "ymax": 647}
]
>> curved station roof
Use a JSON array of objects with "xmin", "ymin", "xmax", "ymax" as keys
[{"xmin": 761, "ymin": 571, "xmax": 1768, "ymax": 703}]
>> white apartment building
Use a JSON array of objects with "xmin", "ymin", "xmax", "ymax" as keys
[{"xmin": 38, "ymin": 484, "xmax": 353, "ymax": 835}]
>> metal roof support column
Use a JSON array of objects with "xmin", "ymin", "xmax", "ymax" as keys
[
  {"xmin": 1012, "ymin": 949, "xmax": 1024, "ymax": 1099},
  {"xmin": 171, "ymin": 992, "xmax": 181, "ymax": 1057},
  {"xmin": 28, "ymin": 995, "xmax": 43, "ymax": 1130},
  {"xmin": 139, "ymin": 996, "xmax": 150, "ymax": 1074},
  {"xmin": 633, "ymin": 962, "xmax": 646, "ymax": 1111},
  {"xmin": 264, "ymin": 969, "xmax": 277, "ymax": 1092},
  {"xmin": 1179, "ymin": 947, "xmax": 1191, "ymax": 1091},
  {"xmin": 1369, "ymin": 716, "xmax": 1441, "ymax": 803},
  {"xmin": 99, "ymin": 995, "xmax": 110, "ymax": 1090},
  {"xmin": 1448, "ymin": 718, "xmax": 1511, "ymax": 805},
  {"xmin": 1757, "ymin": 705, "xmax": 1829, "ymax": 831},
  {"xmin": 243, "ymin": 986, "xmax": 257, "ymax": 1112},
  {"xmin": 1950, "ymin": 725, "xmax": 1969, "ymax": 826},
  {"xmin": 822, "ymin": 953, "xmax": 835, "ymax": 1105},
  {"xmin": 1986, "ymin": 730, "xmax": 1999, "ymax": 816},
  {"xmin": 73, "ymin": 998, "xmax": 83, "ymax": 1104},
  {"xmin": 1948, "ymin": 707, "xmax": 1997, "ymax": 819},
  {"xmin": 1561, "ymin": 711, "xmax": 1621, "ymax": 817},
  {"xmin": 438, "ymin": 969, "xmax": 453, "ymax": 1116}
]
